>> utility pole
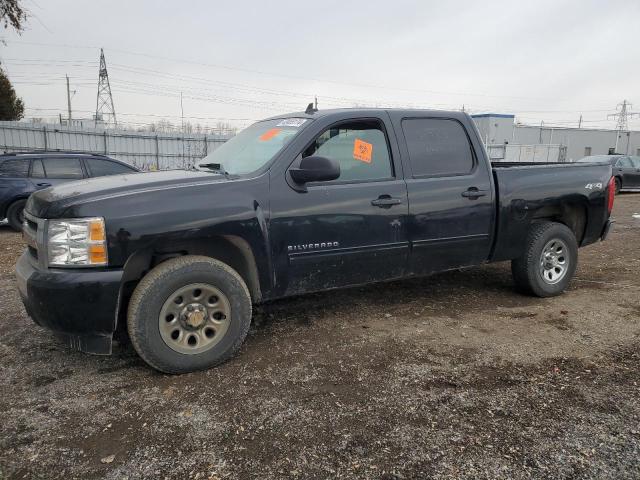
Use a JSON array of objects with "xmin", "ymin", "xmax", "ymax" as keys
[
  {"xmin": 180, "ymin": 91, "xmax": 185, "ymax": 133},
  {"xmin": 607, "ymin": 100, "xmax": 639, "ymax": 153},
  {"xmin": 578, "ymin": 114, "xmax": 582, "ymax": 129},
  {"xmin": 66, "ymin": 75, "xmax": 72, "ymax": 124},
  {"xmin": 95, "ymin": 48, "xmax": 117, "ymax": 128}
]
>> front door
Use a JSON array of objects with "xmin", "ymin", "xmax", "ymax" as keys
[
  {"xmin": 613, "ymin": 157, "xmax": 635, "ymax": 188},
  {"xmin": 389, "ymin": 113, "xmax": 494, "ymax": 275},
  {"xmin": 627, "ymin": 156, "xmax": 640, "ymax": 187},
  {"xmin": 269, "ymin": 116, "xmax": 409, "ymax": 297}
]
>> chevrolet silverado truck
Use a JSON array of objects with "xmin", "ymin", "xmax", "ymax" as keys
[{"xmin": 16, "ymin": 108, "xmax": 615, "ymax": 373}]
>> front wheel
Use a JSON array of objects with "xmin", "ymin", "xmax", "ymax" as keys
[
  {"xmin": 127, "ymin": 255, "xmax": 252, "ymax": 374},
  {"xmin": 614, "ymin": 177, "xmax": 622, "ymax": 194},
  {"xmin": 6, "ymin": 199, "xmax": 26, "ymax": 231},
  {"xmin": 511, "ymin": 221, "xmax": 578, "ymax": 297}
]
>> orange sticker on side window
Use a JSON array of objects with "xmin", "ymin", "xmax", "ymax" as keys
[
  {"xmin": 259, "ymin": 128, "xmax": 281, "ymax": 141},
  {"xmin": 353, "ymin": 138, "xmax": 373, "ymax": 163}
]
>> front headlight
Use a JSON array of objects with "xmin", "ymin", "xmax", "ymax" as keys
[{"xmin": 47, "ymin": 217, "xmax": 108, "ymax": 267}]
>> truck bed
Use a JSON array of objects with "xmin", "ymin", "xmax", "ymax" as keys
[{"xmin": 489, "ymin": 161, "xmax": 613, "ymax": 262}]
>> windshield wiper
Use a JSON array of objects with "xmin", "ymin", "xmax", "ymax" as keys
[{"xmin": 198, "ymin": 162, "xmax": 232, "ymax": 178}]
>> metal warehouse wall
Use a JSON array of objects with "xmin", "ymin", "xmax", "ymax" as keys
[
  {"xmin": 512, "ymin": 126, "xmax": 640, "ymax": 162},
  {"xmin": 472, "ymin": 114, "xmax": 640, "ymax": 162},
  {"xmin": 0, "ymin": 122, "xmax": 232, "ymax": 170}
]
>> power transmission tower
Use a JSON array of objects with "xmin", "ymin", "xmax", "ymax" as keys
[
  {"xmin": 608, "ymin": 100, "xmax": 638, "ymax": 153},
  {"xmin": 95, "ymin": 48, "xmax": 117, "ymax": 128}
]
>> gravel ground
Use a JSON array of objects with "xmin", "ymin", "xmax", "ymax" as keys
[{"xmin": 1, "ymin": 195, "xmax": 639, "ymax": 480}]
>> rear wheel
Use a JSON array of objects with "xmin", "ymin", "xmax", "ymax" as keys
[
  {"xmin": 6, "ymin": 199, "xmax": 26, "ymax": 231},
  {"xmin": 614, "ymin": 177, "xmax": 622, "ymax": 194},
  {"xmin": 127, "ymin": 255, "xmax": 252, "ymax": 374},
  {"xmin": 511, "ymin": 221, "xmax": 578, "ymax": 297}
]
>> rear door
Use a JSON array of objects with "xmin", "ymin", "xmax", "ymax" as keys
[
  {"xmin": 269, "ymin": 114, "xmax": 409, "ymax": 296},
  {"xmin": 389, "ymin": 113, "xmax": 494, "ymax": 275}
]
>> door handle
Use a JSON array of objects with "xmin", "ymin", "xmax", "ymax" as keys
[
  {"xmin": 371, "ymin": 195, "xmax": 403, "ymax": 208},
  {"xmin": 461, "ymin": 188, "xmax": 487, "ymax": 199},
  {"xmin": 36, "ymin": 182, "xmax": 51, "ymax": 187}
]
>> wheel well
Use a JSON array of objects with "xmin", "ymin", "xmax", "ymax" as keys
[
  {"xmin": 531, "ymin": 203, "xmax": 587, "ymax": 243},
  {"xmin": 116, "ymin": 235, "xmax": 261, "ymax": 335}
]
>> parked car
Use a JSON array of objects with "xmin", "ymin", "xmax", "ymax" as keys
[
  {"xmin": 0, "ymin": 152, "xmax": 139, "ymax": 231},
  {"xmin": 576, "ymin": 155, "xmax": 640, "ymax": 193},
  {"xmin": 17, "ymin": 109, "xmax": 614, "ymax": 373}
]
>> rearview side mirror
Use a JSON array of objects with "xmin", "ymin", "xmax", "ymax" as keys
[{"xmin": 289, "ymin": 156, "xmax": 340, "ymax": 184}]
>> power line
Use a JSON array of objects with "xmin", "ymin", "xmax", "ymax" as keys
[{"xmin": 2, "ymin": 39, "xmax": 559, "ymax": 102}]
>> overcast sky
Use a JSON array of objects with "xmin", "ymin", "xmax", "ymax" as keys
[{"xmin": 1, "ymin": 0, "xmax": 639, "ymax": 130}]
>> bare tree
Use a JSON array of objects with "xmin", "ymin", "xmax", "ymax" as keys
[{"xmin": 1, "ymin": 0, "xmax": 27, "ymax": 32}]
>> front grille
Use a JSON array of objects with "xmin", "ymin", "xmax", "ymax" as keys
[
  {"xmin": 25, "ymin": 217, "xmax": 37, "ymax": 232},
  {"xmin": 22, "ymin": 211, "xmax": 42, "ymax": 263}
]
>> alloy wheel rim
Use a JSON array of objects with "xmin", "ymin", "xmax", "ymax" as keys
[
  {"xmin": 158, "ymin": 283, "xmax": 231, "ymax": 355},
  {"xmin": 539, "ymin": 239, "xmax": 569, "ymax": 285}
]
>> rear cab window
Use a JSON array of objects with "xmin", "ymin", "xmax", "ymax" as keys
[
  {"xmin": 401, "ymin": 118, "xmax": 475, "ymax": 177},
  {"xmin": 302, "ymin": 119, "xmax": 393, "ymax": 183}
]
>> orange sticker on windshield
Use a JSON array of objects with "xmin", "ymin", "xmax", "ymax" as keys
[
  {"xmin": 259, "ymin": 128, "xmax": 281, "ymax": 141},
  {"xmin": 353, "ymin": 138, "xmax": 373, "ymax": 163}
]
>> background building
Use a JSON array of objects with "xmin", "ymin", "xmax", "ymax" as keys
[{"xmin": 472, "ymin": 114, "xmax": 640, "ymax": 162}]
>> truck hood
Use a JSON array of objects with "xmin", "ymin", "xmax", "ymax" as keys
[{"xmin": 26, "ymin": 169, "xmax": 227, "ymax": 218}]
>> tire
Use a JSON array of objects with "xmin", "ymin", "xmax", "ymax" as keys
[
  {"xmin": 127, "ymin": 255, "xmax": 252, "ymax": 374},
  {"xmin": 6, "ymin": 199, "xmax": 26, "ymax": 232},
  {"xmin": 614, "ymin": 177, "xmax": 622, "ymax": 194},
  {"xmin": 511, "ymin": 221, "xmax": 578, "ymax": 298}
]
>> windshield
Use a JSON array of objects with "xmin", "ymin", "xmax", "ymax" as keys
[
  {"xmin": 576, "ymin": 155, "xmax": 615, "ymax": 163},
  {"xmin": 197, "ymin": 118, "xmax": 307, "ymax": 175}
]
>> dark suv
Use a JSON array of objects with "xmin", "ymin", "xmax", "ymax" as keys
[{"xmin": 0, "ymin": 152, "xmax": 139, "ymax": 231}]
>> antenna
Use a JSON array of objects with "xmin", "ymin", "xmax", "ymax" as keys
[{"xmin": 95, "ymin": 48, "xmax": 117, "ymax": 128}]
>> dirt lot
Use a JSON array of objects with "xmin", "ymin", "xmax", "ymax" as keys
[{"xmin": 1, "ymin": 196, "xmax": 639, "ymax": 480}]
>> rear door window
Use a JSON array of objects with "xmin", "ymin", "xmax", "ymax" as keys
[
  {"xmin": 85, "ymin": 158, "xmax": 135, "ymax": 177},
  {"xmin": 42, "ymin": 158, "xmax": 84, "ymax": 179},
  {"xmin": 401, "ymin": 118, "xmax": 475, "ymax": 177},
  {"xmin": 0, "ymin": 158, "xmax": 29, "ymax": 177}
]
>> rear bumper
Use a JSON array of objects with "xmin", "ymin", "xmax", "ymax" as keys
[
  {"xmin": 16, "ymin": 251, "xmax": 123, "ymax": 354},
  {"xmin": 601, "ymin": 219, "xmax": 614, "ymax": 241}
]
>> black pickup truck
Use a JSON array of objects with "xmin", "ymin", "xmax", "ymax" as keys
[{"xmin": 16, "ymin": 108, "xmax": 615, "ymax": 373}]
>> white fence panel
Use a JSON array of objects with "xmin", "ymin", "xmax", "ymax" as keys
[
  {"xmin": 0, "ymin": 121, "xmax": 231, "ymax": 171},
  {"xmin": 487, "ymin": 143, "xmax": 567, "ymax": 163}
]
